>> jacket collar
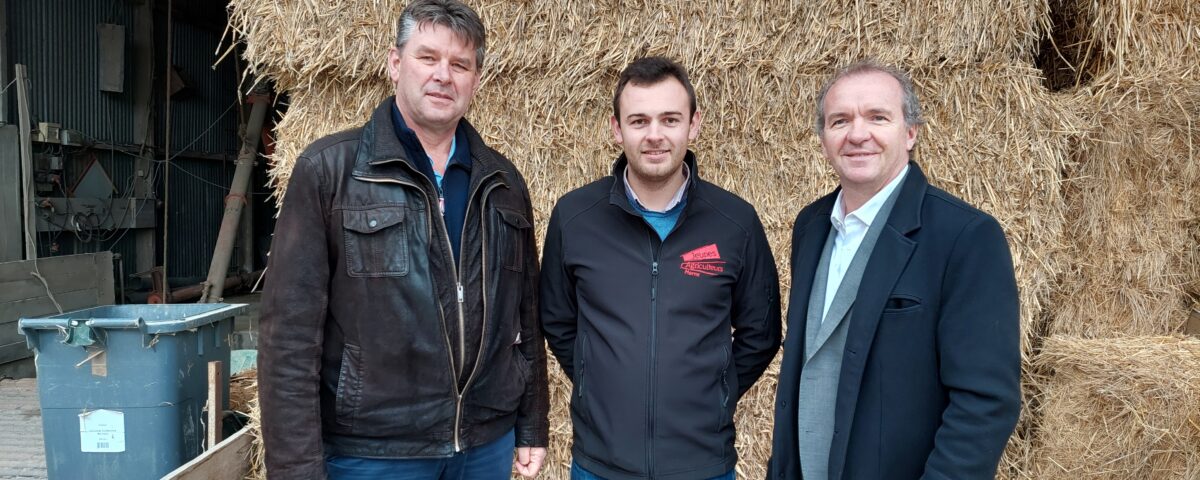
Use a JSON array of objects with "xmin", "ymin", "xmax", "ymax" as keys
[
  {"xmin": 608, "ymin": 150, "xmax": 700, "ymax": 216},
  {"xmin": 352, "ymin": 97, "xmax": 507, "ymax": 184},
  {"xmin": 882, "ymin": 161, "xmax": 927, "ymax": 235}
]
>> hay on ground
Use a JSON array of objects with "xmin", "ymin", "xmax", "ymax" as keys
[{"xmin": 1029, "ymin": 335, "xmax": 1200, "ymax": 479}]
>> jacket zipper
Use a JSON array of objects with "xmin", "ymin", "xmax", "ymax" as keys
[
  {"xmin": 356, "ymin": 167, "xmax": 502, "ymax": 453},
  {"xmin": 454, "ymin": 180, "xmax": 503, "ymax": 451},
  {"xmin": 646, "ymin": 234, "xmax": 661, "ymax": 477}
]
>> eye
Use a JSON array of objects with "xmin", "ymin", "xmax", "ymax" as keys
[
  {"xmin": 829, "ymin": 118, "xmax": 847, "ymax": 127},
  {"xmin": 663, "ymin": 117, "xmax": 680, "ymax": 126},
  {"xmin": 872, "ymin": 114, "xmax": 888, "ymax": 122},
  {"xmin": 452, "ymin": 62, "xmax": 469, "ymax": 72},
  {"xmin": 630, "ymin": 118, "xmax": 647, "ymax": 126},
  {"xmin": 418, "ymin": 55, "xmax": 435, "ymax": 63}
]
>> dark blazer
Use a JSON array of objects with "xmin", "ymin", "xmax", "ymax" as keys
[{"xmin": 768, "ymin": 162, "xmax": 1021, "ymax": 480}]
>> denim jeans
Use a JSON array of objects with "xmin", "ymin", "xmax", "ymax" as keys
[
  {"xmin": 325, "ymin": 429, "xmax": 514, "ymax": 480},
  {"xmin": 570, "ymin": 461, "xmax": 735, "ymax": 480}
]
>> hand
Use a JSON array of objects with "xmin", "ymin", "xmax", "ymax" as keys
[{"xmin": 513, "ymin": 446, "xmax": 547, "ymax": 478}]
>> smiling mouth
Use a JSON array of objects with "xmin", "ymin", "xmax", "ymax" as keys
[
  {"xmin": 643, "ymin": 149, "xmax": 670, "ymax": 157},
  {"xmin": 426, "ymin": 92, "xmax": 453, "ymax": 101}
]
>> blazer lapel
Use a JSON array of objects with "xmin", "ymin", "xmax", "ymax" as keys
[
  {"xmin": 828, "ymin": 162, "xmax": 928, "ymax": 479},
  {"xmin": 786, "ymin": 198, "xmax": 834, "ymax": 362}
]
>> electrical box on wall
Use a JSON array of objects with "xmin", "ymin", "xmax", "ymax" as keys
[{"xmin": 33, "ymin": 122, "xmax": 61, "ymax": 144}]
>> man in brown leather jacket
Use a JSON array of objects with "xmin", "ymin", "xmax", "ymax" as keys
[{"xmin": 258, "ymin": 1, "xmax": 547, "ymax": 478}]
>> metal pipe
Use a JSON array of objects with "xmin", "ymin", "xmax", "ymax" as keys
[
  {"xmin": 176, "ymin": 269, "xmax": 262, "ymax": 303},
  {"xmin": 200, "ymin": 92, "xmax": 269, "ymax": 303}
]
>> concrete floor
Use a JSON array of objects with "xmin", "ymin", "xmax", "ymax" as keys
[{"xmin": 0, "ymin": 378, "xmax": 45, "ymax": 480}]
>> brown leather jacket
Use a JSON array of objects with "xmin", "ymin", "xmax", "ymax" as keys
[{"xmin": 258, "ymin": 98, "xmax": 548, "ymax": 479}]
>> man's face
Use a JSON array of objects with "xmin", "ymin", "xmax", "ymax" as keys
[
  {"xmin": 387, "ymin": 23, "xmax": 480, "ymax": 132},
  {"xmin": 610, "ymin": 78, "xmax": 701, "ymax": 184},
  {"xmin": 819, "ymin": 71, "xmax": 917, "ymax": 195}
]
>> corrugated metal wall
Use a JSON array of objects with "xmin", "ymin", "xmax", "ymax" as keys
[
  {"xmin": 166, "ymin": 20, "xmax": 241, "ymax": 155},
  {"xmin": 165, "ymin": 156, "xmax": 239, "ymax": 280},
  {"xmin": 8, "ymin": 0, "xmax": 137, "ymax": 144},
  {"xmin": 9, "ymin": 0, "xmax": 248, "ymax": 281}
]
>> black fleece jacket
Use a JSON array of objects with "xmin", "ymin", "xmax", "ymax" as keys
[{"xmin": 541, "ymin": 152, "xmax": 782, "ymax": 480}]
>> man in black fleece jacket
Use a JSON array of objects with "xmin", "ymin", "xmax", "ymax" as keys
[{"xmin": 541, "ymin": 56, "xmax": 782, "ymax": 480}]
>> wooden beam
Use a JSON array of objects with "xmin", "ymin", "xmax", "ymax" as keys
[
  {"xmin": 206, "ymin": 360, "xmax": 224, "ymax": 449},
  {"xmin": 14, "ymin": 64, "xmax": 34, "ymax": 260},
  {"xmin": 161, "ymin": 426, "xmax": 253, "ymax": 480},
  {"xmin": 0, "ymin": 341, "xmax": 32, "ymax": 365}
]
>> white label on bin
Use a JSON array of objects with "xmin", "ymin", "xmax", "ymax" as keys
[{"xmin": 79, "ymin": 409, "xmax": 126, "ymax": 453}]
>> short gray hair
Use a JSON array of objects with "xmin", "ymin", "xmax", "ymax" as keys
[
  {"xmin": 395, "ymin": 0, "xmax": 487, "ymax": 70},
  {"xmin": 813, "ymin": 60, "xmax": 924, "ymax": 134}
]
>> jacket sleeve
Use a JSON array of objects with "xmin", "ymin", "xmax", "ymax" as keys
[
  {"xmin": 923, "ymin": 215, "xmax": 1022, "ymax": 480},
  {"xmin": 258, "ymin": 156, "xmax": 330, "ymax": 480},
  {"xmin": 731, "ymin": 213, "xmax": 782, "ymax": 399},
  {"xmin": 515, "ymin": 182, "xmax": 549, "ymax": 448},
  {"xmin": 539, "ymin": 205, "xmax": 579, "ymax": 379}
]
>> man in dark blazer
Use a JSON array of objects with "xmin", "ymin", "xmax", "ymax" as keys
[{"xmin": 767, "ymin": 61, "xmax": 1021, "ymax": 480}]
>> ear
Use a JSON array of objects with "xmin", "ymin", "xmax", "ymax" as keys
[
  {"xmin": 387, "ymin": 46, "xmax": 402, "ymax": 84},
  {"xmin": 610, "ymin": 115, "xmax": 623, "ymax": 145},
  {"xmin": 688, "ymin": 109, "xmax": 703, "ymax": 141},
  {"xmin": 905, "ymin": 124, "xmax": 918, "ymax": 151}
]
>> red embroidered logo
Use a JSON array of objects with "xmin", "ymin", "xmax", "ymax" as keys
[{"xmin": 681, "ymin": 244, "xmax": 725, "ymax": 277}]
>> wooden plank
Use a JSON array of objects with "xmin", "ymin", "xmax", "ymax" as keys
[
  {"xmin": 15, "ymin": 64, "xmax": 34, "ymax": 260},
  {"xmin": 0, "ymin": 252, "xmax": 113, "ymax": 305},
  {"xmin": 0, "ymin": 268, "xmax": 99, "ymax": 304},
  {"xmin": 161, "ymin": 426, "xmax": 253, "ymax": 480},
  {"xmin": 0, "ymin": 340, "xmax": 33, "ymax": 365},
  {"xmin": 0, "ymin": 126, "xmax": 22, "ymax": 263},
  {"xmin": 0, "ymin": 289, "xmax": 101, "ymax": 347},
  {"xmin": 94, "ymin": 252, "xmax": 114, "ymax": 305},
  {"xmin": 0, "ymin": 253, "xmax": 104, "ymax": 282},
  {"xmin": 206, "ymin": 361, "xmax": 223, "ymax": 449}
]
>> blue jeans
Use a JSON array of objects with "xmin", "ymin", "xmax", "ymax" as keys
[
  {"xmin": 325, "ymin": 429, "xmax": 514, "ymax": 480},
  {"xmin": 570, "ymin": 461, "xmax": 735, "ymax": 480}
]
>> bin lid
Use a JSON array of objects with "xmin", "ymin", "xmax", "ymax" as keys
[{"xmin": 18, "ymin": 303, "xmax": 246, "ymax": 335}]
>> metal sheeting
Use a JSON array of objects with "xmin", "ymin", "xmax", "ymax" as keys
[
  {"xmin": 8, "ymin": 0, "xmax": 137, "ymax": 145},
  {"xmin": 8, "ymin": 1, "xmax": 241, "ymax": 156},
  {"xmin": 167, "ymin": 20, "xmax": 241, "ymax": 155},
  {"xmin": 165, "ymin": 157, "xmax": 239, "ymax": 279}
]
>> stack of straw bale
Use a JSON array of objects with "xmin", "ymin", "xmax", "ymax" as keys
[
  {"xmin": 1028, "ymin": 336, "xmax": 1200, "ymax": 479},
  {"xmin": 1016, "ymin": 2, "xmax": 1200, "ymax": 478},
  {"xmin": 1043, "ymin": 0, "xmax": 1200, "ymax": 338},
  {"xmin": 224, "ymin": 0, "xmax": 1200, "ymax": 478}
]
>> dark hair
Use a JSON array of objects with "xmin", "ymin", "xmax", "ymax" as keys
[
  {"xmin": 396, "ymin": 0, "xmax": 487, "ymax": 70},
  {"xmin": 813, "ymin": 60, "xmax": 925, "ymax": 134},
  {"xmin": 612, "ymin": 56, "xmax": 697, "ymax": 121}
]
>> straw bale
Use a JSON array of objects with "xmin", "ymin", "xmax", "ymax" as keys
[
  {"xmin": 257, "ymin": 62, "xmax": 1072, "ymax": 479},
  {"xmin": 1029, "ymin": 335, "xmax": 1200, "ymax": 479},
  {"xmin": 1040, "ymin": 0, "xmax": 1200, "ymax": 85},
  {"xmin": 232, "ymin": 3, "xmax": 1084, "ymax": 479},
  {"xmin": 229, "ymin": 368, "xmax": 259, "ymax": 415},
  {"xmin": 228, "ymin": 0, "xmax": 1049, "ymax": 88},
  {"xmin": 1051, "ymin": 71, "xmax": 1200, "ymax": 338}
]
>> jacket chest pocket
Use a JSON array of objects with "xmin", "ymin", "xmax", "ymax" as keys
[
  {"xmin": 342, "ymin": 206, "xmax": 409, "ymax": 277},
  {"xmin": 494, "ymin": 208, "xmax": 530, "ymax": 272}
]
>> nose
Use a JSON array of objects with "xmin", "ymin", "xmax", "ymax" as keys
[
  {"xmin": 646, "ymin": 121, "xmax": 666, "ymax": 141},
  {"xmin": 431, "ymin": 60, "xmax": 451, "ymax": 83},
  {"xmin": 846, "ymin": 118, "xmax": 870, "ymax": 143}
]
